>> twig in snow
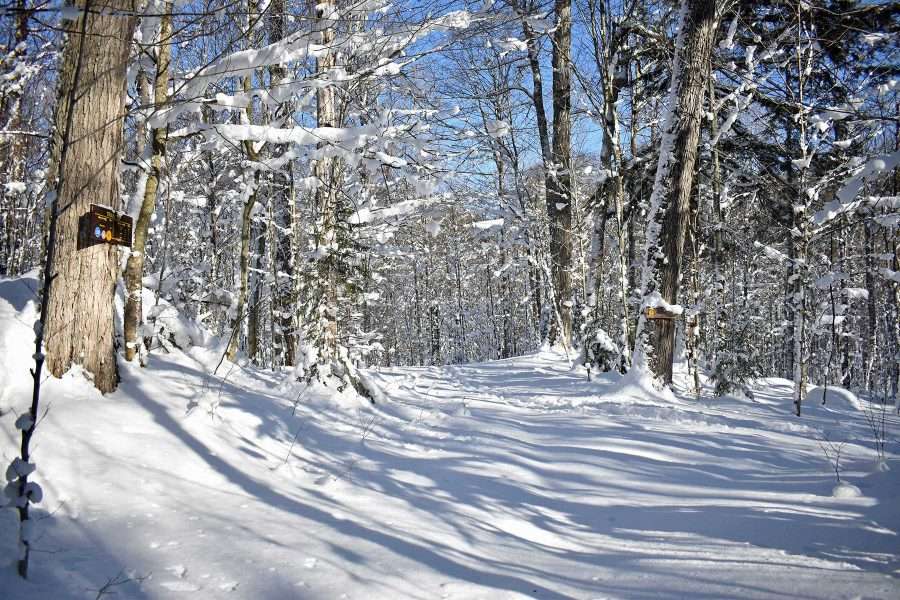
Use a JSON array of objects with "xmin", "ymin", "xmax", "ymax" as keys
[{"xmin": 92, "ymin": 569, "xmax": 151, "ymax": 599}]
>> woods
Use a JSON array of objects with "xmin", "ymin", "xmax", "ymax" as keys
[
  {"xmin": 0, "ymin": 0, "xmax": 894, "ymax": 402},
  {"xmin": 0, "ymin": 0, "xmax": 898, "ymax": 592},
  {"xmin": 0, "ymin": 0, "xmax": 896, "ymax": 402}
]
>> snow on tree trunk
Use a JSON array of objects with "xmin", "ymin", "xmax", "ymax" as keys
[
  {"xmin": 313, "ymin": 0, "xmax": 340, "ymax": 366},
  {"xmin": 44, "ymin": 0, "xmax": 137, "ymax": 393},
  {"xmin": 124, "ymin": 6, "xmax": 171, "ymax": 363},
  {"xmin": 226, "ymin": 174, "xmax": 258, "ymax": 361},
  {"xmin": 225, "ymin": 0, "xmax": 264, "ymax": 362},
  {"xmin": 0, "ymin": 0, "xmax": 30, "ymax": 276},
  {"xmin": 269, "ymin": 0, "xmax": 296, "ymax": 367},
  {"xmin": 632, "ymin": 0, "xmax": 718, "ymax": 384}
]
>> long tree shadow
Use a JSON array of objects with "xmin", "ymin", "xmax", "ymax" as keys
[
  {"xmin": 115, "ymin": 352, "xmax": 900, "ymax": 597},
  {"xmin": 124, "ymin": 374, "xmax": 578, "ymax": 600}
]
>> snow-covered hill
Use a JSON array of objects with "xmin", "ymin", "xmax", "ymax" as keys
[{"xmin": 1, "ymin": 274, "xmax": 898, "ymax": 599}]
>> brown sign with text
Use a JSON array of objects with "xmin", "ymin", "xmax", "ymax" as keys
[{"xmin": 78, "ymin": 204, "xmax": 133, "ymax": 250}]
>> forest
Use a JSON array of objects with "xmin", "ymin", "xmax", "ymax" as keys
[{"xmin": 0, "ymin": 0, "xmax": 899, "ymax": 597}]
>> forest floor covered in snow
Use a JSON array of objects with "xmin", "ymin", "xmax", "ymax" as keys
[{"xmin": 1, "ymin": 274, "xmax": 899, "ymax": 599}]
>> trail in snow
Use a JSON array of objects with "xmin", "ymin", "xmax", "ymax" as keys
[{"xmin": 1, "ymin": 276, "xmax": 899, "ymax": 599}]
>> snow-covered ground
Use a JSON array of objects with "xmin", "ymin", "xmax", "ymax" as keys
[{"xmin": 1, "ymin": 275, "xmax": 898, "ymax": 599}]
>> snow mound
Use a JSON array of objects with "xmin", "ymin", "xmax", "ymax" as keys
[
  {"xmin": 806, "ymin": 386, "xmax": 866, "ymax": 411},
  {"xmin": 832, "ymin": 482, "xmax": 863, "ymax": 498}
]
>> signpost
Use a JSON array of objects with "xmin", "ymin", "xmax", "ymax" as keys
[
  {"xmin": 78, "ymin": 204, "xmax": 133, "ymax": 250},
  {"xmin": 644, "ymin": 306, "xmax": 680, "ymax": 320}
]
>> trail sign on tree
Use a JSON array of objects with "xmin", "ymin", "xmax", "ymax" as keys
[
  {"xmin": 645, "ymin": 306, "xmax": 680, "ymax": 320},
  {"xmin": 77, "ymin": 204, "xmax": 133, "ymax": 250}
]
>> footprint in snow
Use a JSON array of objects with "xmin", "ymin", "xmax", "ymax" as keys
[{"xmin": 165, "ymin": 564, "xmax": 187, "ymax": 578}]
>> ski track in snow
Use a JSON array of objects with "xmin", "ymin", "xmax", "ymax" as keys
[{"xmin": 1, "ymin": 280, "xmax": 899, "ymax": 599}]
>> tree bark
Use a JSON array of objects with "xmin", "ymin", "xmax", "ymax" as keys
[
  {"xmin": 521, "ymin": 17, "xmax": 552, "ymax": 170},
  {"xmin": 863, "ymin": 221, "xmax": 877, "ymax": 391},
  {"xmin": 313, "ymin": 0, "xmax": 340, "ymax": 365},
  {"xmin": 124, "ymin": 5, "xmax": 171, "ymax": 362},
  {"xmin": 547, "ymin": 0, "xmax": 574, "ymax": 346},
  {"xmin": 44, "ymin": 0, "xmax": 137, "ymax": 392},
  {"xmin": 651, "ymin": 0, "xmax": 718, "ymax": 384},
  {"xmin": 0, "ymin": 0, "xmax": 30, "ymax": 276},
  {"xmin": 225, "ymin": 0, "xmax": 263, "ymax": 362},
  {"xmin": 226, "ymin": 175, "xmax": 258, "ymax": 361},
  {"xmin": 631, "ymin": 0, "xmax": 718, "ymax": 382}
]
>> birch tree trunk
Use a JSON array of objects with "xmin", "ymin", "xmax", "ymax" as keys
[
  {"xmin": 124, "ymin": 4, "xmax": 171, "ymax": 363},
  {"xmin": 0, "ymin": 0, "xmax": 30, "ymax": 276},
  {"xmin": 313, "ymin": 0, "xmax": 340, "ymax": 365},
  {"xmin": 44, "ymin": 0, "xmax": 137, "ymax": 392},
  {"xmin": 225, "ymin": 0, "xmax": 263, "ymax": 362},
  {"xmin": 226, "ymin": 173, "xmax": 258, "ymax": 361}
]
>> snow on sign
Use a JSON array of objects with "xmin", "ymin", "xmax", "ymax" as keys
[{"xmin": 77, "ymin": 204, "xmax": 132, "ymax": 250}]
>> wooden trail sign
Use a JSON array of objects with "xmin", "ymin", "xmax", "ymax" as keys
[
  {"xmin": 78, "ymin": 204, "xmax": 133, "ymax": 250},
  {"xmin": 645, "ymin": 306, "xmax": 680, "ymax": 320}
]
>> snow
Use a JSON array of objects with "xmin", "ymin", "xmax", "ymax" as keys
[
  {"xmin": 472, "ymin": 218, "xmax": 503, "ymax": 230},
  {"xmin": 814, "ymin": 149, "xmax": 900, "ymax": 225},
  {"xmin": 880, "ymin": 268, "xmax": 900, "ymax": 283},
  {"xmin": 348, "ymin": 198, "xmax": 432, "ymax": 225},
  {"xmin": 1, "ymin": 275, "xmax": 899, "ymax": 599},
  {"xmin": 424, "ymin": 219, "xmax": 442, "ymax": 236},
  {"xmin": 844, "ymin": 287, "xmax": 869, "ymax": 301},
  {"xmin": 3, "ymin": 181, "xmax": 26, "ymax": 194},
  {"xmin": 719, "ymin": 14, "xmax": 739, "ymax": 50},
  {"xmin": 833, "ymin": 482, "xmax": 862, "ymax": 498},
  {"xmin": 485, "ymin": 119, "xmax": 510, "ymax": 138},
  {"xmin": 642, "ymin": 290, "xmax": 683, "ymax": 315}
]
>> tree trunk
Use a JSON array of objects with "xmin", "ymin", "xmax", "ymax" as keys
[
  {"xmin": 44, "ymin": 0, "xmax": 137, "ymax": 393},
  {"xmin": 522, "ymin": 18, "xmax": 552, "ymax": 170},
  {"xmin": 226, "ymin": 178, "xmax": 257, "ymax": 361},
  {"xmin": 0, "ymin": 0, "xmax": 30, "ymax": 276},
  {"xmin": 546, "ymin": 0, "xmax": 574, "ymax": 346},
  {"xmin": 863, "ymin": 221, "xmax": 877, "ymax": 391},
  {"xmin": 248, "ymin": 216, "xmax": 265, "ymax": 362},
  {"xmin": 652, "ymin": 0, "xmax": 717, "ymax": 384},
  {"xmin": 632, "ymin": 0, "xmax": 718, "ymax": 383},
  {"xmin": 265, "ymin": 0, "xmax": 296, "ymax": 367},
  {"xmin": 313, "ymin": 0, "xmax": 340, "ymax": 365},
  {"xmin": 707, "ymin": 69, "xmax": 725, "ymax": 369},
  {"xmin": 226, "ymin": 0, "xmax": 263, "ymax": 362},
  {"xmin": 124, "ymin": 7, "xmax": 171, "ymax": 363}
]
